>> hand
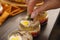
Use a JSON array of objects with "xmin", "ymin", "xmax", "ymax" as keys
[{"xmin": 27, "ymin": 0, "xmax": 60, "ymax": 18}]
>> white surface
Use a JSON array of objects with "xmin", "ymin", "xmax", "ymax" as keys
[{"xmin": 41, "ymin": 8, "xmax": 60, "ymax": 40}]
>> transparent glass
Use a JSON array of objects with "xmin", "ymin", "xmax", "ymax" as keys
[
  {"xmin": 19, "ymin": 18, "xmax": 41, "ymax": 37},
  {"xmin": 34, "ymin": 12, "xmax": 48, "ymax": 24},
  {"xmin": 8, "ymin": 30, "xmax": 33, "ymax": 40}
]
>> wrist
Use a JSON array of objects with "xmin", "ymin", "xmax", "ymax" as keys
[{"xmin": 58, "ymin": 0, "xmax": 60, "ymax": 8}]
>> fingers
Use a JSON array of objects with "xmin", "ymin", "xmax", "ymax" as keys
[
  {"xmin": 31, "ymin": 0, "xmax": 60, "ymax": 18},
  {"xmin": 27, "ymin": 0, "xmax": 37, "ymax": 14},
  {"xmin": 26, "ymin": 0, "xmax": 29, "ymax": 5}
]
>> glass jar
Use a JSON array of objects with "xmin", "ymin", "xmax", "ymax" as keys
[
  {"xmin": 27, "ymin": 11, "xmax": 48, "ymax": 26},
  {"xmin": 34, "ymin": 12, "xmax": 48, "ymax": 25},
  {"xmin": 8, "ymin": 30, "xmax": 33, "ymax": 40},
  {"xmin": 19, "ymin": 18, "xmax": 41, "ymax": 37}
]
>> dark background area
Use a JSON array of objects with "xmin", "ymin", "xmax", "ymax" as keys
[{"xmin": 49, "ymin": 12, "xmax": 60, "ymax": 40}]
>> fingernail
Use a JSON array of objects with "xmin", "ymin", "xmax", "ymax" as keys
[
  {"xmin": 31, "ymin": 12, "xmax": 35, "ymax": 18},
  {"xmin": 31, "ymin": 10, "xmax": 38, "ymax": 18},
  {"xmin": 31, "ymin": 14, "xmax": 34, "ymax": 18}
]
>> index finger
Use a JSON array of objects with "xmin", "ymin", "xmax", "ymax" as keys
[{"xmin": 27, "ymin": 0, "xmax": 37, "ymax": 14}]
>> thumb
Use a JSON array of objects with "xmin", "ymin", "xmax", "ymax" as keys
[
  {"xmin": 27, "ymin": 0, "xmax": 37, "ymax": 14},
  {"xmin": 31, "ymin": 0, "xmax": 60, "ymax": 18}
]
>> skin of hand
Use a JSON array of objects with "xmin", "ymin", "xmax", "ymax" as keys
[{"xmin": 27, "ymin": 0, "xmax": 60, "ymax": 18}]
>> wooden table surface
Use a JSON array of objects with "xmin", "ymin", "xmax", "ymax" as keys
[{"xmin": 0, "ymin": 9, "xmax": 60, "ymax": 40}]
